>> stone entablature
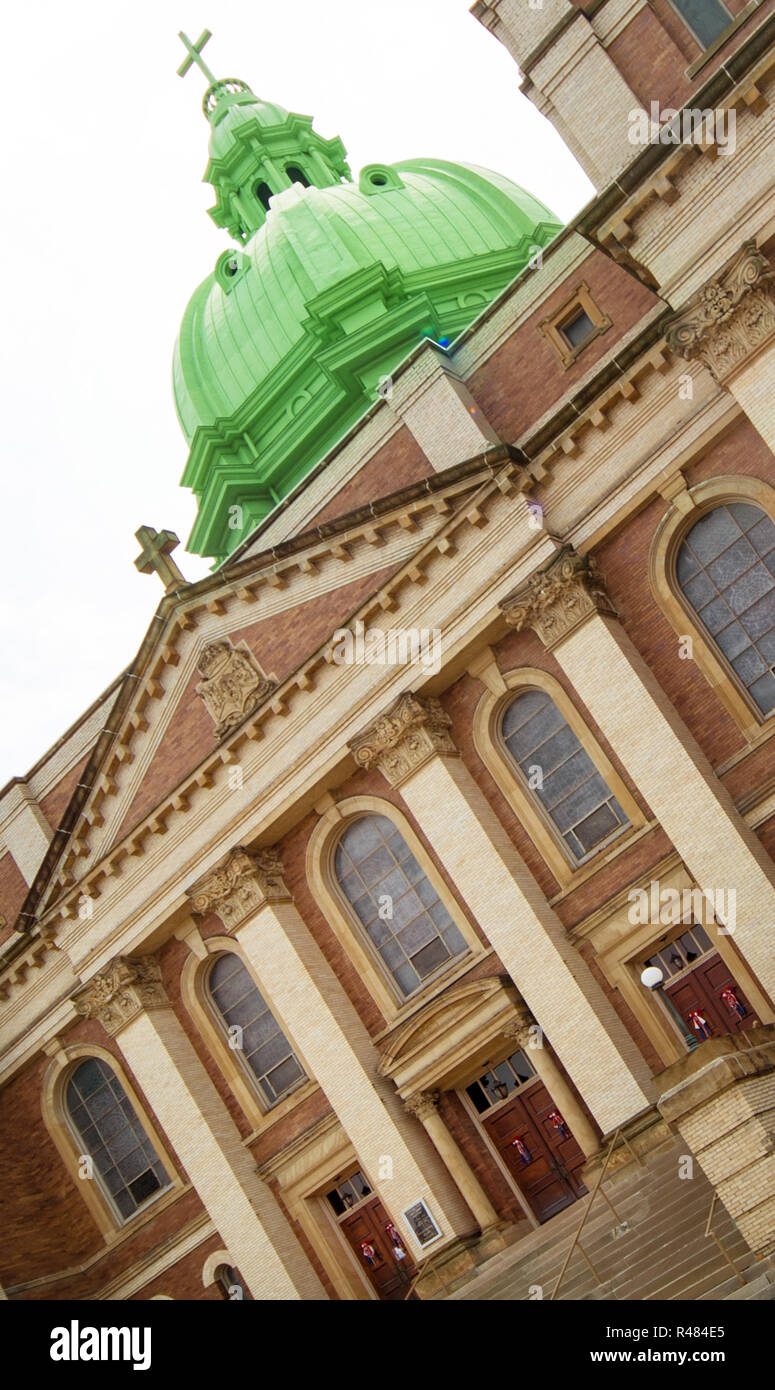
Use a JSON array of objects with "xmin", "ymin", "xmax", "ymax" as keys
[
  {"xmin": 186, "ymin": 846, "xmax": 291, "ymax": 929},
  {"xmin": 500, "ymin": 546, "xmax": 616, "ymax": 650},
  {"xmin": 666, "ymin": 242, "xmax": 775, "ymax": 384},
  {"xmin": 73, "ymin": 956, "xmax": 167, "ymax": 1037},
  {"xmin": 349, "ymin": 691, "xmax": 459, "ymax": 788}
]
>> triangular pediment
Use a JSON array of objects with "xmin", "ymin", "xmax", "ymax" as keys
[{"xmin": 24, "ymin": 459, "xmax": 511, "ymax": 925}]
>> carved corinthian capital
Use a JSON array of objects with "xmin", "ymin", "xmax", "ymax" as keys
[
  {"xmin": 186, "ymin": 846, "xmax": 290, "ymax": 930},
  {"xmin": 665, "ymin": 241, "xmax": 775, "ymax": 384},
  {"xmin": 500, "ymin": 547, "xmax": 616, "ymax": 650},
  {"xmin": 405, "ymin": 1090, "xmax": 441, "ymax": 1122},
  {"xmin": 348, "ymin": 692, "xmax": 458, "ymax": 788},
  {"xmin": 73, "ymin": 956, "xmax": 167, "ymax": 1037},
  {"xmin": 504, "ymin": 1009, "xmax": 538, "ymax": 1050}
]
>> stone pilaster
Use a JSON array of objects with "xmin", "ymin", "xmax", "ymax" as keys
[
  {"xmin": 471, "ymin": 0, "xmax": 647, "ymax": 188},
  {"xmin": 666, "ymin": 241, "xmax": 775, "ymax": 451},
  {"xmin": 350, "ymin": 695, "xmax": 655, "ymax": 1133},
  {"xmin": 503, "ymin": 547, "xmax": 775, "ymax": 1005},
  {"xmin": 187, "ymin": 848, "xmax": 478, "ymax": 1261},
  {"xmin": 74, "ymin": 955, "xmax": 324, "ymax": 1301}
]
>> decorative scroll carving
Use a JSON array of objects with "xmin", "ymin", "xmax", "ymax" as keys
[
  {"xmin": 404, "ymin": 1090, "xmax": 441, "ymax": 1122},
  {"xmin": 195, "ymin": 639, "xmax": 277, "ymax": 740},
  {"xmin": 186, "ymin": 846, "xmax": 290, "ymax": 930},
  {"xmin": 665, "ymin": 241, "xmax": 775, "ymax": 384},
  {"xmin": 348, "ymin": 692, "xmax": 458, "ymax": 788},
  {"xmin": 500, "ymin": 547, "xmax": 616, "ymax": 650},
  {"xmin": 73, "ymin": 956, "xmax": 166, "ymax": 1037}
]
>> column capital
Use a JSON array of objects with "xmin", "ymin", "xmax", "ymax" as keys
[
  {"xmin": 73, "ymin": 955, "xmax": 167, "ymax": 1037},
  {"xmin": 349, "ymin": 691, "xmax": 458, "ymax": 788},
  {"xmin": 500, "ymin": 546, "xmax": 616, "ymax": 650},
  {"xmin": 666, "ymin": 240, "xmax": 775, "ymax": 385},
  {"xmin": 503, "ymin": 1009, "xmax": 538, "ymax": 1049},
  {"xmin": 186, "ymin": 846, "xmax": 291, "ymax": 930},
  {"xmin": 404, "ymin": 1089, "xmax": 441, "ymax": 1121}
]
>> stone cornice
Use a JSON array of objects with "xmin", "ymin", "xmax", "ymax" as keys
[
  {"xmin": 665, "ymin": 241, "xmax": 775, "ymax": 384},
  {"xmin": 186, "ymin": 846, "xmax": 291, "ymax": 930},
  {"xmin": 500, "ymin": 546, "xmax": 616, "ymax": 650},
  {"xmin": 349, "ymin": 692, "xmax": 458, "ymax": 789},
  {"xmin": 73, "ymin": 955, "xmax": 167, "ymax": 1037}
]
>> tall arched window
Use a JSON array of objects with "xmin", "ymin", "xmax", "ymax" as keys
[
  {"xmin": 334, "ymin": 814, "xmax": 467, "ymax": 998},
  {"xmin": 286, "ymin": 164, "xmax": 310, "ymax": 187},
  {"xmin": 207, "ymin": 953, "xmax": 306, "ymax": 1107},
  {"xmin": 676, "ymin": 502, "xmax": 775, "ymax": 716},
  {"xmin": 500, "ymin": 689, "xmax": 630, "ymax": 864},
  {"xmin": 255, "ymin": 181, "xmax": 273, "ymax": 211},
  {"xmin": 65, "ymin": 1058, "xmax": 171, "ymax": 1222}
]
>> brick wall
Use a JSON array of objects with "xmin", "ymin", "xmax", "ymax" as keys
[
  {"xmin": 118, "ymin": 563, "xmax": 401, "ymax": 839},
  {"xmin": 309, "ymin": 427, "xmax": 430, "ymax": 527},
  {"xmin": 0, "ymin": 851, "xmax": 28, "ymax": 939},
  {"xmin": 466, "ymin": 250, "xmax": 658, "ymax": 443}
]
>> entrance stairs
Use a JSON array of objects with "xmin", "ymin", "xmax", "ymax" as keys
[{"xmin": 445, "ymin": 1137, "xmax": 774, "ymax": 1301}]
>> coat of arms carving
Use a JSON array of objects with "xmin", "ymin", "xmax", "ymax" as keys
[{"xmin": 195, "ymin": 639, "xmax": 276, "ymax": 740}]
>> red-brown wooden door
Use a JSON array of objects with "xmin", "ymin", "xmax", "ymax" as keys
[
  {"xmin": 483, "ymin": 1080, "xmax": 587, "ymax": 1223},
  {"xmin": 665, "ymin": 951, "xmax": 757, "ymax": 1040},
  {"xmin": 339, "ymin": 1196, "xmax": 417, "ymax": 1300}
]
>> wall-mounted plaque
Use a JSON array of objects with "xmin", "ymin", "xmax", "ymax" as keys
[{"xmin": 402, "ymin": 1200, "xmax": 441, "ymax": 1248}]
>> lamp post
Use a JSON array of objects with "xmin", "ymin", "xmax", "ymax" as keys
[{"xmin": 640, "ymin": 965, "xmax": 699, "ymax": 1052}]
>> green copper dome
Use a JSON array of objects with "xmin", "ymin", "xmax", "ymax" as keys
[{"xmin": 174, "ymin": 62, "xmax": 562, "ymax": 564}]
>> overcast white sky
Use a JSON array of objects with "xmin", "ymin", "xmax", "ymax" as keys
[{"xmin": 0, "ymin": 0, "xmax": 594, "ymax": 787}]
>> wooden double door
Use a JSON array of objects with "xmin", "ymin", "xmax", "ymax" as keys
[
  {"xmin": 339, "ymin": 1195, "xmax": 417, "ymax": 1300},
  {"xmin": 483, "ymin": 1079, "xmax": 587, "ymax": 1224},
  {"xmin": 664, "ymin": 951, "xmax": 756, "ymax": 1040}
]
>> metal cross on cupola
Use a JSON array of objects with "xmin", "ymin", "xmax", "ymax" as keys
[
  {"xmin": 177, "ymin": 29, "xmax": 217, "ymax": 84},
  {"xmin": 134, "ymin": 526, "xmax": 187, "ymax": 592}
]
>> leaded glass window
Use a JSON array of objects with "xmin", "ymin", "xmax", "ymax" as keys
[
  {"xmin": 677, "ymin": 503, "xmax": 775, "ymax": 716},
  {"xmin": 668, "ymin": 0, "xmax": 731, "ymax": 49},
  {"xmin": 334, "ymin": 814, "xmax": 467, "ymax": 998},
  {"xmin": 207, "ymin": 953, "xmax": 306, "ymax": 1107},
  {"xmin": 501, "ymin": 689, "xmax": 630, "ymax": 863},
  {"xmin": 65, "ymin": 1058, "xmax": 170, "ymax": 1221}
]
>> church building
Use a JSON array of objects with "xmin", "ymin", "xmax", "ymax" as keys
[{"xmin": 2, "ymin": 3, "xmax": 775, "ymax": 1301}]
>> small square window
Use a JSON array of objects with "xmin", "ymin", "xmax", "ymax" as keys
[
  {"xmin": 559, "ymin": 308, "xmax": 595, "ymax": 350},
  {"xmin": 539, "ymin": 283, "xmax": 612, "ymax": 368}
]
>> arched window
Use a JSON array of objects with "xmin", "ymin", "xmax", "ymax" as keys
[
  {"xmin": 65, "ymin": 1058, "xmax": 171, "ymax": 1222},
  {"xmin": 676, "ymin": 502, "xmax": 775, "ymax": 716},
  {"xmin": 216, "ymin": 1264, "xmax": 246, "ymax": 1300},
  {"xmin": 207, "ymin": 953, "xmax": 306, "ymax": 1107},
  {"xmin": 500, "ymin": 689, "xmax": 630, "ymax": 864},
  {"xmin": 285, "ymin": 164, "xmax": 310, "ymax": 187},
  {"xmin": 255, "ymin": 181, "xmax": 273, "ymax": 211},
  {"xmin": 334, "ymin": 814, "xmax": 467, "ymax": 998}
]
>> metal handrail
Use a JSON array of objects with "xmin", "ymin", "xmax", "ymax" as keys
[
  {"xmin": 704, "ymin": 1193, "xmax": 746, "ymax": 1287},
  {"xmin": 550, "ymin": 1127, "xmax": 623, "ymax": 1301}
]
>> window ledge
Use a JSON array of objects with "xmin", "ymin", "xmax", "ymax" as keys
[{"xmin": 548, "ymin": 820, "xmax": 659, "ymax": 907}]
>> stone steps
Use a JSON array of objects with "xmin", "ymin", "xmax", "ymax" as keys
[{"xmin": 446, "ymin": 1137, "xmax": 759, "ymax": 1302}]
